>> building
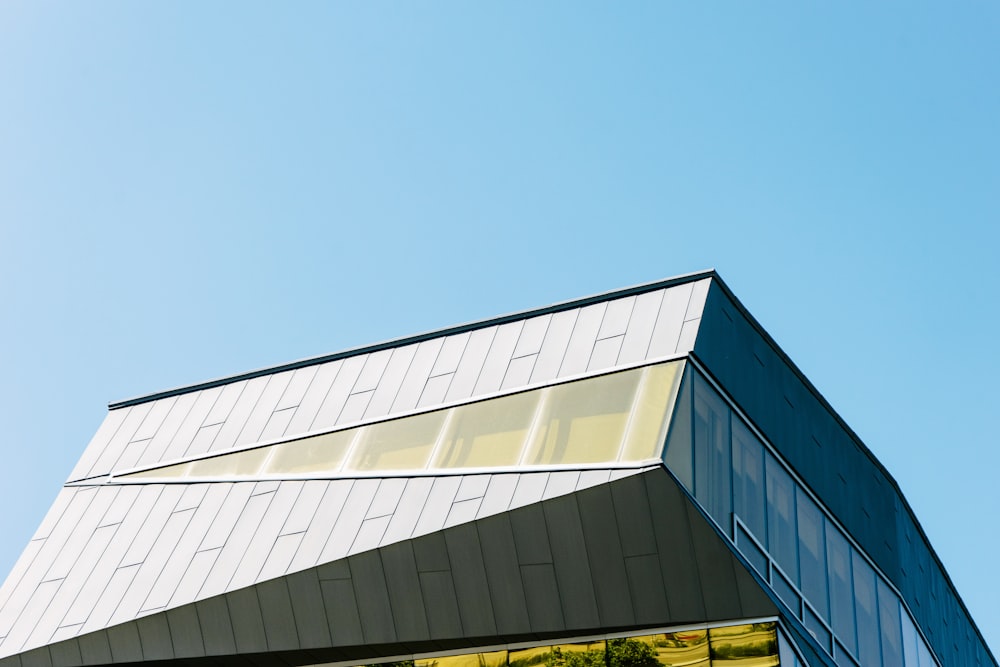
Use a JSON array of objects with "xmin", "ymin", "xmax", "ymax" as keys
[{"xmin": 0, "ymin": 271, "xmax": 993, "ymax": 667}]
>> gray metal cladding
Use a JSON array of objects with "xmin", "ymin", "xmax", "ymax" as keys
[
  {"xmin": 10, "ymin": 467, "xmax": 776, "ymax": 667},
  {"xmin": 66, "ymin": 279, "xmax": 709, "ymax": 483}
]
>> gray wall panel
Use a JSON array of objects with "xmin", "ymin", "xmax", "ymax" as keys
[
  {"xmin": 390, "ymin": 340, "xmax": 443, "ymax": 414},
  {"xmin": 444, "ymin": 524, "xmax": 496, "ymax": 637},
  {"xmin": 541, "ymin": 496, "xmax": 599, "ymax": 630},
  {"xmin": 210, "ymin": 376, "xmax": 268, "ymax": 453},
  {"xmin": 228, "ymin": 483, "xmax": 303, "ymax": 590},
  {"xmin": 617, "ymin": 290, "xmax": 664, "ymax": 364},
  {"xmin": 472, "ymin": 322, "xmax": 523, "ymax": 396},
  {"xmin": 645, "ymin": 471, "xmax": 705, "ymax": 621},
  {"xmin": 445, "ymin": 327, "xmax": 496, "ymax": 402},
  {"xmin": 48, "ymin": 639, "xmax": 80, "ymax": 667},
  {"xmin": 416, "ymin": 571, "xmax": 463, "ymax": 640},
  {"xmin": 135, "ymin": 614, "xmax": 173, "ymax": 661},
  {"xmin": 519, "ymin": 564, "xmax": 564, "ymax": 633},
  {"xmin": 135, "ymin": 393, "xmax": 198, "ymax": 469},
  {"xmin": 363, "ymin": 345, "xmax": 417, "ymax": 421},
  {"xmin": 475, "ymin": 515, "xmax": 529, "ymax": 635},
  {"xmin": 431, "ymin": 333, "xmax": 470, "ymax": 377},
  {"xmin": 512, "ymin": 314, "xmax": 550, "ymax": 359},
  {"xmin": 509, "ymin": 506, "xmax": 551, "ymax": 566},
  {"xmin": 257, "ymin": 579, "xmax": 299, "ymax": 652},
  {"xmin": 275, "ymin": 366, "xmax": 318, "ymax": 412},
  {"xmin": 576, "ymin": 486, "xmax": 634, "ymax": 627},
  {"xmin": 225, "ymin": 589, "xmax": 267, "ymax": 654},
  {"xmin": 235, "ymin": 372, "xmax": 294, "ymax": 447},
  {"xmin": 76, "ymin": 632, "xmax": 110, "ymax": 666},
  {"xmin": 67, "ymin": 409, "xmax": 128, "ymax": 482},
  {"xmin": 289, "ymin": 480, "xmax": 353, "ymax": 572},
  {"xmin": 348, "ymin": 552, "xmax": 396, "ymax": 645},
  {"xmin": 104, "ymin": 625, "xmax": 141, "ymax": 664},
  {"xmin": 685, "ymin": 503, "xmax": 741, "ymax": 621},
  {"xmin": 311, "ymin": 356, "xmax": 366, "ymax": 432},
  {"xmin": 379, "ymin": 543, "xmax": 428, "ymax": 642},
  {"xmin": 610, "ymin": 475, "xmax": 657, "ymax": 558},
  {"xmin": 647, "ymin": 282, "xmax": 692, "ymax": 358},
  {"xmin": 412, "ymin": 533, "xmax": 450, "ymax": 574},
  {"xmin": 194, "ymin": 597, "xmax": 236, "ymax": 656},
  {"xmin": 16, "ymin": 648, "xmax": 49, "ymax": 667},
  {"xmin": 598, "ymin": 296, "xmax": 635, "ymax": 340},
  {"xmin": 285, "ymin": 570, "xmax": 331, "ymax": 649},
  {"xmin": 165, "ymin": 605, "xmax": 205, "ymax": 658},
  {"xmin": 285, "ymin": 361, "xmax": 341, "ymax": 435},
  {"xmin": 624, "ymin": 554, "xmax": 669, "ymax": 625},
  {"xmin": 558, "ymin": 303, "xmax": 606, "ymax": 377},
  {"xmin": 319, "ymin": 579, "xmax": 364, "ymax": 647},
  {"xmin": 529, "ymin": 310, "xmax": 577, "ymax": 383},
  {"xmin": 320, "ymin": 479, "xmax": 380, "ymax": 564}
]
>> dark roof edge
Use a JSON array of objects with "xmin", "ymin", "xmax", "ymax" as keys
[
  {"xmin": 109, "ymin": 269, "xmax": 718, "ymax": 410},
  {"xmin": 703, "ymin": 273, "xmax": 999, "ymax": 667}
]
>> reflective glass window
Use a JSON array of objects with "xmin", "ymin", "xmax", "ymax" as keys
[
  {"xmin": 265, "ymin": 430, "xmax": 356, "ymax": 474},
  {"xmin": 796, "ymin": 488, "xmax": 829, "ymax": 621},
  {"xmin": 765, "ymin": 451, "xmax": 798, "ymax": 584},
  {"xmin": 662, "ymin": 369, "xmax": 694, "ymax": 491},
  {"xmin": 826, "ymin": 522, "xmax": 857, "ymax": 656},
  {"xmin": 901, "ymin": 605, "xmax": 920, "ymax": 667},
  {"xmin": 417, "ymin": 652, "xmax": 507, "ymax": 667},
  {"xmin": 432, "ymin": 391, "xmax": 536, "ymax": 468},
  {"xmin": 657, "ymin": 629, "xmax": 709, "ymax": 666},
  {"xmin": 708, "ymin": 623, "xmax": 778, "ymax": 666},
  {"xmin": 509, "ymin": 641, "xmax": 606, "ymax": 667},
  {"xmin": 694, "ymin": 376, "xmax": 731, "ymax": 525},
  {"xmin": 877, "ymin": 578, "xmax": 904, "ymax": 667},
  {"xmin": 732, "ymin": 420, "xmax": 766, "ymax": 543},
  {"xmin": 853, "ymin": 550, "xmax": 882, "ymax": 667},
  {"xmin": 619, "ymin": 362, "xmax": 683, "ymax": 461},
  {"xmin": 346, "ymin": 410, "xmax": 447, "ymax": 471}
]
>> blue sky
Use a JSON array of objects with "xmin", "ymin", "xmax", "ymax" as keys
[{"xmin": 1, "ymin": 1, "xmax": 998, "ymax": 657}]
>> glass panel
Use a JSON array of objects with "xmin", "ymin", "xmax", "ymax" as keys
[
  {"xmin": 877, "ymin": 578, "xmax": 904, "ymax": 667},
  {"xmin": 796, "ymin": 489, "xmax": 828, "ymax": 621},
  {"xmin": 735, "ymin": 522, "xmax": 768, "ymax": 578},
  {"xmin": 765, "ymin": 452, "xmax": 798, "ymax": 584},
  {"xmin": 264, "ymin": 429, "xmax": 356, "ymax": 474},
  {"xmin": 620, "ymin": 362, "xmax": 683, "ymax": 461},
  {"xmin": 190, "ymin": 446, "xmax": 270, "ymax": 477},
  {"xmin": 772, "ymin": 567, "xmax": 801, "ymax": 615},
  {"xmin": 708, "ymin": 622, "xmax": 778, "ymax": 666},
  {"xmin": 433, "ymin": 391, "xmax": 537, "ymax": 468},
  {"xmin": 901, "ymin": 605, "xmax": 920, "ymax": 666},
  {"xmin": 509, "ymin": 641, "xmax": 606, "ymax": 667},
  {"xmin": 417, "ymin": 652, "xmax": 507, "ymax": 667},
  {"xmin": 123, "ymin": 460, "xmax": 191, "ymax": 479},
  {"xmin": 662, "ymin": 368, "xmax": 694, "ymax": 491},
  {"xmin": 732, "ymin": 420, "xmax": 766, "ymax": 543},
  {"xmin": 606, "ymin": 636, "xmax": 667, "ymax": 667},
  {"xmin": 916, "ymin": 635, "xmax": 935, "ymax": 667},
  {"xmin": 853, "ymin": 550, "xmax": 881, "ymax": 667},
  {"xmin": 694, "ymin": 374, "xmax": 731, "ymax": 524},
  {"xmin": 524, "ymin": 368, "xmax": 640, "ymax": 465},
  {"xmin": 778, "ymin": 627, "xmax": 803, "ymax": 667},
  {"xmin": 656, "ymin": 629, "xmax": 709, "ymax": 666},
  {"xmin": 346, "ymin": 410, "xmax": 447, "ymax": 471},
  {"xmin": 803, "ymin": 604, "xmax": 831, "ymax": 654},
  {"xmin": 826, "ymin": 522, "xmax": 857, "ymax": 656}
]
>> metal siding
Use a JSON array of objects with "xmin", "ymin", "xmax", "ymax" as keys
[
  {"xmin": 363, "ymin": 345, "xmax": 417, "ymax": 420},
  {"xmin": 285, "ymin": 569, "xmax": 332, "ymax": 649},
  {"xmin": 390, "ymin": 339, "xmax": 443, "ymax": 414},
  {"xmin": 259, "ymin": 407, "xmax": 295, "ymax": 441},
  {"xmin": 541, "ymin": 496, "xmax": 600, "ymax": 630},
  {"xmin": 194, "ymin": 596, "xmax": 236, "ymax": 656},
  {"xmin": 348, "ymin": 552, "xmax": 396, "ymax": 645},
  {"xmin": 16, "ymin": 648, "xmax": 49, "ymax": 667},
  {"xmin": 647, "ymin": 282, "xmax": 693, "ymax": 358},
  {"xmin": 645, "ymin": 471, "xmax": 705, "ymax": 621},
  {"xmin": 173, "ymin": 484, "xmax": 208, "ymax": 513},
  {"xmin": 610, "ymin": 474, "xmax": 658, "ymax": 557},
  {"xmin": 529, "ymin": 309, "xmax": 578, "ymax": 383},
  {"xmin": 351, "ymin": 517, "xmax": 391, "ymax": 554},
  {"xmin": 279, "ymin": 480, "xmax": 328, "ymax": 536},
  {"xmin": 135, "ymin": 614, "xmax": 173, "ymax": 661},
  {"xmin": 576, "ymin": 469, "xmax": 611, "ymax": 489},
  {"xmin": 258, "ymin": 533, "xmax": 304, "ymax": 582},
  {"xmin": 228, "ymin": 483, "xmax": 303, "ymax": 590},
  {"xmin": 225, "ymin": 588, "xmax": 268, "ymax": 653},
  {"xmin": 625, "ymin": 554, "xmax": 669, "ymax": 624},
  {"xmin": 617, "ymin": 289, "xmax": 665, "ymax": 364},
  {"xmin": 444, "ymin": 499, "xmax": 481, "ymax": 528},
  {"xmin": 0, "ymin": 540, "xmax": 45, "ymax": 614},
  {"xmin": 44, "ymin": 489, "xmax": 118, "ymax": 582},
  {"xmin": 558, "ymin": 303, "xmax": 606, "ymax": 377},
  {"xmin": 105, "ymin": 624, "xmax": 142, "ymax": 663},
  {"xmin": 198, "ymin": 484, "xmax": 255, "ymax": 552},
  {"xmin": 80, "ymin": 564, "xmax": 139, "ymax": 634},
  {"xmin": 416, "ymin": 374, "xmax": 452, "ymax": 409},
  {"xmin": 234, "ymin": 372, "xmax": 294, "ymax": 447},
  {"xmin": 674, "ymin": 318, "xmax": 701, "ymax": 354},
  {"xmin": 256, "ymin": 579, "xmax": 299, "ymax": 652},
  {"xmin": 684, "ymin": 278, "xmax": 711, "ymax": 321},
  {"xmin": 202, "ymin": 382, "xmax": 246, "ymax": 428},
  {"xmin": 576, "ymin": 485, "xmax": 634, "ymax": 627},
  {"xmin": 289, "ymin": 480, "xmax": 354, "ymax": 572},
  {"xmin": 472, "ymin": 322, "xmax": 523, "ymax": 396},
  {"xmin": 161, "ymin": 388, "xmax": 221, "ymax": 463},
  {"xmin": 311, "ymin": 355, "xmax": 366, "ymax": 432},
  {"xmin": 509, "ymin": 505, "xmax": 552, "ymax": 566},
  {"xmin": 500, "ymin": 355, "xmax": 536, "ymax": 390},
  {"xmin": 475, "ymin": 514, "xmax": 530, "ymax": 635},
  {"xmin": 198, "ymin": 491, "xmax": 275, "ymax": 599},
  {"xmin": 87, "ymin": 403, "xmax": 152, "ymax": 478},
  {"xmin": 275, "ymin": 365, "xmax": 318, "ymax": 412},
  {"xmin": 411, "ymin": 477, "xmax": 461, "ymax": 538},
  {"xmin": 380, "ymin": 477, "xmax": 434, "ymax": 547},
  {"xmin": 320, "ymin": 578, "xmax": 364, "ymax": 646},
  {"xmin": 430, "ymin": 333, "xmax": 469, "ymax": 377},
  {"xmin": 110, "ymin": 439, "xmax": 149, "ymax": 472},
  {"xmin": 76, "ymin": 632, "xmax": 111, "ymax": 666},
  {"xmin": 379, "ymin": 543, "xmax": 429, "ymax": 642},
  {"xmin": 366, "ymin": 479, "xmax": 407, "ymax": 519},
  {"xmin": 475, "ymin": 471, "xmax": 520, "ymax": 518},
  {"xmin": 49, "ymin": 638, "xmax": 81, "ymax": 667},
  {"xmin": 165, "ymin": 605, "xmax": 204, "ymax": 658},
  {"xmin": 541, "ymin": 471, "xmax": 579, "ymax": 501},
  {"xmin": 135, "ymin": 392, "xmax": 198, "ymax": 468},
  {"xmin": 508, "ymin": 473, "xmax": 549, "ymax": 510},
  {"xmin": 597, "ymin": 295, "xmax": 635, "ymax": 340},
  {"xmin": 445, "ymin": 523, "xmax": 497, "ymax": 636},
  {"xmin": 67, "ymin": 408, "xmax": 129, "ymax": 482},
  {"xmin": 184, "ymin": 423, "xmax": 222, "ymax": 457},
  {"xmin": 416, "ymin": 571, "xmax": 463, "ymax": 640},
  {"xmin": 285, "ymin": 360, "xmax": 342, "ymax": 435},
  {"xmin": 454, "ymin": 475, "xmax": 490, "ymax": 503},
  {"xmin": 167, "ymin": 549, "xmax": 220, "ymax": 610},
  {"xmin": 2, "ymin": 580, "xmax": 60, "ymax": 654},
  {"xmin": 130, "ymin": 397, "xmax": 177, "ymax": 445},
  {"xmin": 445, "ymin": 327, "xmax": 496, "ymax": 402},
  {"xmin": 352, "ymin": 349, "xmax": 393, "ymax": 394},
  {"xmin": 512, "ymin": 314, "xmax": 550, "ymax": 358},
  {"xmin": 319, "ymin": 479, "xmax": 380, "ymax": 564},
  {"xmin": 31, "ymin": 489, "xmax": 77, "ymax": 542},
  {"xmin": 335, "ymin": 390, "xmax": 373, "ymax": 425},
  {"xmin": 118, "ymin": 486, "xmax": 185, "ymax": 567},
  {"xmin": 587, "ymin": 335, "xmax": 624, "ymax": 371},
  {"xmin": 685, "ymin": 502, "xmax": 741, "ymax": 620},
  {"xmin": 519, "ymin": 564, "xmax": 565, "ymax": 633}
]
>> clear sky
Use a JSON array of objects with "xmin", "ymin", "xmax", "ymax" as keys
[{"xmin": 1, "ymin": 1, "xmax": 998, "ymax": 658}]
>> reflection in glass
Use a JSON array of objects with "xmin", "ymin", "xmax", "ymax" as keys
[
  {"xmin": 796, "ymin": 489, "xmax": 828, "ymax": 622},
  {"xmin": 418, "ymin": 651, "xmax": 508, "ymax": 667},
  {"xmin": 732, "ymin": 420, "xmax": 766, "ymax": 544},
  {"xmin": 694, "ymin": 376, "xmax": 731, "ymax": 524},
  {"xmin": 877, "ymin": 578, "xmax": 903, "ymax": 667},
  {"xmin": 826, "ymin": 523, "xmax": 857, "ymax": 657},
  {"xmin": 121, "ymin": 361, "xmax": 683, "ymax": 480},
  {"xmin": 662, "ymin": 368, "xmax": 694, "ymax": 492},
  {"xmin": 708, "ymin": 623, "xmax": 779, "ymax": 665},
  {"xmin": 765, "ymin": 453, "xmax": 798, "ymax": 585},
  {"xmin": 853, "ymin": 550, "xmax": 881, "ymax": 667}
]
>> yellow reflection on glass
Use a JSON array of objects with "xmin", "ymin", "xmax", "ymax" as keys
[
  {"xmin": 652, "ymin": 629, "xmax": 710, "ymax": 667},
  {"xmin": 417, "ymin": 651, "xmax": 507, "ymax": 667},
  {"xmin": 191, "ymin": 447, "xmax": 270, "ymax": 477},
  {"xmin": 265, "ymin": 430, "xmax": 356, "ymax": 474},
  {"xmin": 708, "ymin": 623, "xmax": 778, "ymax": 666},
  {"xmin": 510, "ymin": 642, "xmax": 606, "ymax": 667},
  {"xmin": 620, "ymin": 363, "xmax": 682, "ymax": 461},
  {"xmin": 433, "ymin": 391, "xmax": 536, "ymax": 468},
  {"xmin": 346, "ymin": 410, "xmax": 447, "ymax": 471}
]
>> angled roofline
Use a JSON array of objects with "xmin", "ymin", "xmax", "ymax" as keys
[{"xmin": 109, "ymin": 269, "xmax": 717, "ymax": 409}]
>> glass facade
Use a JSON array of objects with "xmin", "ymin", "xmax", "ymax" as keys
[
  {"xmin": 120, "ymin": 361, "xmax": 683, "ymax": 481},
  {"xmin": 357, "ymin": 622, "xmax": 782, "ymax": 667},
  {"xmin": 664, "ymin": 365, "xmax": 938, "ymax": 667}
]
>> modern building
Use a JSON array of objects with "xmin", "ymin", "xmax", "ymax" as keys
[{"xmin": 0, "ymin": 271, "xmax": 993, "ymax": 667}]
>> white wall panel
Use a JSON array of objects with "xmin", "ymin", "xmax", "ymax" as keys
[
  {"xmin": 430, "ymin": 333, "xmax": 469, "ymax": 377},
  {"xmin": 473, "ymin": 322, "xmax": 523, "ymax": 396},
  {"xmin": 118, "ymin": 487, "xmax": 184, "ymax": 568},
  {"xmin": 416, "ymin": 374, "xmax": 452, "ymax": 409},
  {"xmin": 318, "ymin": 478, "xmax": 380, "ymax": 563},
  {"xmin": 647, "ymin": 282, "xmax": 693, "ymax": 357},
  {"xmin": 559, "ymin": 303, "xmax": 607, "ymax": 377},
  {"xmin": 234, "ymin": 372, "xmax": 294, "ymax": 447},
  {"xmin": 618, "ymin": 290, "xmax": 665, "ymax": 364},
  {"xmin": 445, "ymin": 327, "xmax": 496, "ymax": 402},
  {"xmin": 412, "ymin": 476, "xmax": 461, "ymax": 538},
  {"xmin": 197, "ymin": 492, "xmax": 274, "ymax": 599},
  {"xmin": 476, "ymin": 475, "xmax": 518, "ymax": 519},
  {"xmin": 87, "ymin": 403, "xmax": 152, "ymax": 479},
  {"xmin": 279, "ymin": 480, "xmax": 328, "ymax": 536},
  {"xmin": 542, "ymin": 471, "xmax": 580, "ymax": 500},
  {"xmin": 130, "ymin": 397, "xmax": 177, "ymax": 445},
  {"xmin": 284, "ymin": 361, "xmax": 341, "ymax": 435},
  {"xmin": 530, "ymin": 309, "xmax": 578, "ymax": 383},
  {"xmin": 597, "ymin": 296, "xmax": 635, "ymax": 340},
  {"xmin": 587, "ymin": 335, "xmax": 624, "ymax": 372},
  {"xmin": 274, "ymin": 366, "xmax": 317, "ymax": 412},
  {"xmin": 288, "ymin": 480, "xmax": 354, "ymax": 573},
  {"xmin": 512, "ymin": 314, "xmax": 550, "ymax": 359},
  {"xmin": 209, "ymin": 376, "xmax": 269, "ymax": 453},
  {"xmin": 227, "ymin": 484, "xmax": 302, "ymax": 590},
  {"xmin": 352, "ymin": 349, "xmax": 393, "ymax": 395},
  {"xmin": 67, "ymin": 409, "xmax": 128, "ymax": 482},
  {"xmin": 135, "ymin": 393, "xmax": 197, "ymax": 469},
  {"xmin": 390, "ymin": 339, "xmax": 443, "ymax": 413},
  {"xmin": 160, "ymin": 388, "xmax": 221, "ymax": 464},
  {"xmin": 501, "ymin": 355, "xmax": 536, "ymax": 390},
  {"xmin": 363, "ymin": 345, "xmax": 417, "ymax": 420},
  {"xmin": 311, "ymin": 356, "xmax": 366, "ymax": 431},
  {"xmin": 257, "ymin": 533, "xmax": 303, "ymax": 581},
  {"xmin": 380, "ymin": 477, "xmax": 434, "ymax": 546},
  {"xmin": 201, "ymin": 383, "xmax": 245, "ymax": 428}
]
